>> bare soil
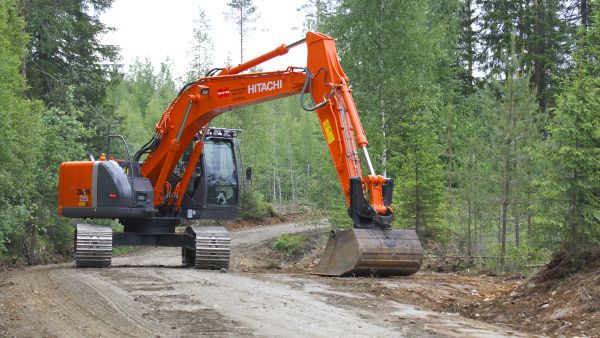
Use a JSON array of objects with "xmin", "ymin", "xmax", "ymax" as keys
[
  {"xmin": 465, "ymin": 248, "xmax": 600, "ymax": 337},
  {"xmin": 0, "ymin": 220, "xmax": 553, "ymax": 337},
  {"xmin": 224, "ymin": 229, "xmax": 600, "ymax": 338},
  {"xmin": 216, "ymin": 207, "xmax": 319, "ymax": 231}
]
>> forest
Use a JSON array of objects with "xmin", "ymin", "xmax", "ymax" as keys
[{"xmin": 0, "ymin": 0, "xmax": 598, "ymax": 269}]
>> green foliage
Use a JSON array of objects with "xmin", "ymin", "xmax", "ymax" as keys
[
  {"xmin": 46, "ymin": 219, "xmax": 74, "ymax": 254},
  {"xmin": 391, "ymin": 107, "xmax": 445, "ymax": 237},
  {"xmin": 225, "ymin": 0, "xmax": 259, "ymax": 63},
  {"xmin": 273, "ymin": 234, "xmax": 306, "ymax": 255},
  {"xmin": 0, "ymin": 0, "xmax": 103, "ymax": 262},
  {"xmin": 21, "ymin": 0, "xmax": 119, "ymax": 151},
  {"xmin": 0, "ymin": 206, "xmax": 31, "ymax": 256},
  {"xmin": 540, "ymin": 11, "xmax": 600, "ymax": 247},
  {"xmin": 479, "ymin": 42, "xmax": 541, "ymax": 265},
  {"xmin": 0, "ymin": 0, "xmax": 37, "ymax": 255},
  {"xmin": 325, "ymin": 194, "xmax": 352, "ymax": 229},
  {"xmin": 39, "ymin": 104, "xmax": 92, "ymax": 194},
  {"xmin": 184, "ymin": 7, "xmax": 214, "ymax": 81},
  {"xmin": 108, "ymin": 58, "xmax": 177, "ymax": 153},
  {"xmin": 0, "ymin": 0, "xmax": 26, "ymax": 94},
  {"xmin": 240, "ymin": 190, "xmax": 274, "ymax": 220}
]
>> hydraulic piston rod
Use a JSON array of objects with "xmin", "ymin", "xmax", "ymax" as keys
[
  {"xmin": 221, "ymin": 38, "xmax": 306, "ymax": 76},
  {"xmin": 362, "ymin": 147, "xmax": 376, "ymax": 177}
]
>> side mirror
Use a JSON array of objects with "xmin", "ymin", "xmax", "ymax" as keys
[{"xmin": 246, "ymin": 167, "xmax": 252, "ymax": 182}]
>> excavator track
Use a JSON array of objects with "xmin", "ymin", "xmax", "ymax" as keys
[
  {"xmin": 74, "ymin": 224, "xmax": 112, "ymax": 268},
  {"xmin": 188, "ymin": 226, "xmax": 231, "ymax": 270}
]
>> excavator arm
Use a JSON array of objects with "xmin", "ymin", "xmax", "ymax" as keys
[
  {"xmin": 305, "ymin": 32, "xmax": 395, "ymax": 228},
  {"xmin": 140, "ymin": 32, "xmax": 394, "ymax": 229}
]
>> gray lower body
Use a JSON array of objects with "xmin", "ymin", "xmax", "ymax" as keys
[{"xmin": 74, "ymin": 224, "xmax": 231, "ymax": 269}]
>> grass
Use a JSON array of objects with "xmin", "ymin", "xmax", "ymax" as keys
[
  {"xmin": 273, "ymin": 234, "xmax": 306, "ymax": 255},
  {"xmin": 112, "ymin": 246, "xmax": 137, "ymax": 256}
]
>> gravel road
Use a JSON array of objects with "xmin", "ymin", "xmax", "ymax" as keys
[{"xmin": 0, "ymin": 222, "xmax": 528, "ymax": 337}]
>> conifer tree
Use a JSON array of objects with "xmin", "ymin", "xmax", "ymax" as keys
[
  {"xmin": 392, "ymin": 111, "xmax": 445, "ymax": 236},
  {"xmin": 482, "ymin": 41, "xmax": 539, "ymax": 265},
  {"xmin": 543, "ymin": 8, "xmax": 600, "ymax": 246},
  {"xmin": 185, "ymin": 7, "xmax": 214, "ymax": 81},
  {"xmin": 20, "ymin": 0, "xmax": 119, "ymax": 150},
  {"xmin": 225, "ymin": 0, "xmax": 259, "ymax": 63}
]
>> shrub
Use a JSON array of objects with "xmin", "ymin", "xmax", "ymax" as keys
[
  {"xmin": 240, "ymin": 190, "xmax": 273, "ymax": 220},
  {"xmin": 47, "ymin": 219, "xmax": 74, "ymax": 254},
  {"xmin": 273, "ymin": 234, "xmax": 306, "ymax": 255}
]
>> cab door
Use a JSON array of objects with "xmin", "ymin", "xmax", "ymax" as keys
[
  {"xmin": 180, "ymin": 138, "xmax": 241, "ymax": 219},
  {"xmin": 203, "ymin": 139, "xmax": 239, "ymax": 207}
]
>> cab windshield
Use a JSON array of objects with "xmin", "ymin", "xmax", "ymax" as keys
[{"xmin": 204, "ymin": 140, "xmax": 238, "ymax": 205}]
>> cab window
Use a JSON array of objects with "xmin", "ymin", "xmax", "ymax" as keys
[{"xmin": 204, "ymin": 140, "xmax": 238, "ymax": 205}]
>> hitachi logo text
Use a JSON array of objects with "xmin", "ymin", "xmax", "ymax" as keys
[{"xmin": 247, "ymin": 80, "xmax": 282, "ymax": 94}]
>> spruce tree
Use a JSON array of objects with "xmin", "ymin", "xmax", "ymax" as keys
[
  {"xmin": 543, "ymin": 9, "xmax": 600, "ymax": 246},
  {"xmin": 392, "ymin": 111, "xmax": 445, "ymax": 237},
  {"xmin": 20, "ymin": 0, "xmax": 119, "ymax": 131}
]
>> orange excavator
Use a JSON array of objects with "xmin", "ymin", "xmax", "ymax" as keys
[{"xmin": 58, "ymin": 32, "xmax": 423, "ymax": 276}]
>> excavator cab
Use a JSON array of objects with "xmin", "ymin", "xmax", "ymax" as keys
[{"xmin": 177, "ymin": 128, "xmax": 242, "ymax": 220}]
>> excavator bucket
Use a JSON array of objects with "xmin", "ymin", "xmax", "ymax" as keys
[{"xmin": 313, "ymin": 228, "xmax": 423, "ymax": 277}]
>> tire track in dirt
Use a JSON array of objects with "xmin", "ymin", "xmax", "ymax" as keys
[
  {"xmin": 93, "ymin": 268, "xmax": 253, "ymax": 337},
  {"xmin": 0, "ymin": 221, "xmax": 532, "ymax": 337},
  {"xmin": 0, "ymin": 265, "xmax": 148, "ymax": 337}
]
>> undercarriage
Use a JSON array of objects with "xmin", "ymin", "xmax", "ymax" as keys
[{"xmin": 74, "ymin": 223, "xmax": 231, "ymax": 269}]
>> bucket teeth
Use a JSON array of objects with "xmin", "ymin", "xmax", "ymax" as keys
[
  {"xmin": 75, "ymin": 224, "xmax": 112, "ymax": 268},
  {"xmin": 312, "ymin": 228, "xmax": 423, "ymax": 277},
  {"xmin": 188, "ymin": 226, "xmax": 231, "ymax": 270}
]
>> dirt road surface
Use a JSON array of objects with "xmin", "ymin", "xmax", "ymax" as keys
[{"xmin": 0, "ymin": 222, "xmax": 530, "ymax": 337}]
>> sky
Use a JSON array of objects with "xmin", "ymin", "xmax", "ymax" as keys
[{"xmin": 100, "ymin": 0, "xmax": 309, "ymax": 82}]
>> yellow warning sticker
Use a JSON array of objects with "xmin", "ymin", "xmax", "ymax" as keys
[{"xmin": 323, "ymin": 119, "xmax": 335, "ymax": 144}]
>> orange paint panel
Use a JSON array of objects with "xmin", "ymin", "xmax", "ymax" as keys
[{"xmin": 58, "ymin": 161, "xmax": 94, "ymax": 215}]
